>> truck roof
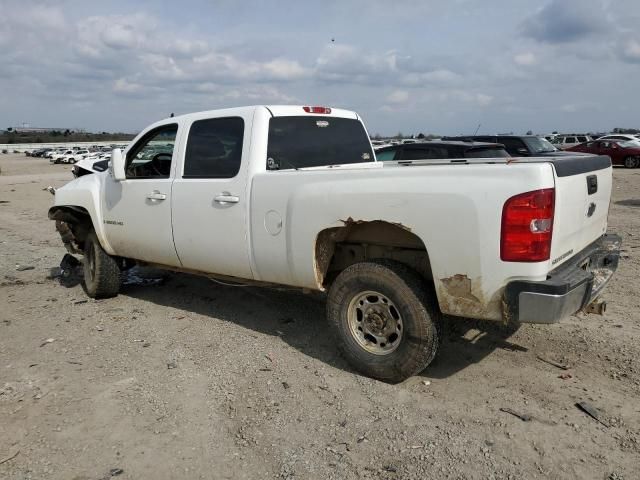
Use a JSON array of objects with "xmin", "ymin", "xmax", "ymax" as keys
[{"xmin": 165, "ymin": 105, "xmax": 359, "ymax": 123}]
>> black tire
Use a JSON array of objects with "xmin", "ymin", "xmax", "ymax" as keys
[
  {"xmin": 624, "ymin": 156, "xmax": 639, "ymax": 169},
  {"xmin": 327, "ymin": 259, "xmax": 442, "ymax": 383},
  {"xmin": 83, "ymin": 230, "xmax": 120, "ymax": 298}
]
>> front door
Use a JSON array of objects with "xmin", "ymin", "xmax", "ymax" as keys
[
  {"xmin": 171, "ymin": 114, "xmax": 253, "ymax": 279},
  {"xmin": 102, "ymin": 123, "xmax": 181, "ymax": 267}
]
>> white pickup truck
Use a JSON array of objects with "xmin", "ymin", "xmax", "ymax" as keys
[{"xmin": 49, "ymin": 105, "xmax": 621, "ymax": 382}]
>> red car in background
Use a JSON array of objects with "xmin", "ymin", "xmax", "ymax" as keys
[{"xmin": 567, "ymin": 139, "xmax": 640, "ymax": 168}]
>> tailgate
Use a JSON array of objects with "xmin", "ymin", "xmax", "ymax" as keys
[{"xmin": 550, "ymin": 155, "xmax": 612, "ymax": 268}]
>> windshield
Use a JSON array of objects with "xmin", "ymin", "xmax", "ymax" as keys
[
  {"xmin": 523, "ymin": 137, "xmax": 558, "ymax": 153},
  {"xmin": 267, "ymin": 116, "xmax": 374, "ymax": 170}
]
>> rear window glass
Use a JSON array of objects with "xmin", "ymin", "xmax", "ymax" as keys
[
  {"xmin": 267, "ymin": 116, "xmax": 373, "ymax": 170},
  {"xmin": 465, "ymin": 147, "xmax": 510, "ymax": 158},
  {"xmin": 184, "ymin": 117, "xmax": 244, "ymax": 178}
]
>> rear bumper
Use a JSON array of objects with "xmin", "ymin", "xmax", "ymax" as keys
[{"xmin": 504, "ymin": 234, "xmax": 621, "ymax": 324}]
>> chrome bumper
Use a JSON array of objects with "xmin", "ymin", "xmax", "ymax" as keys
[{"xmin": 504, "ymin": 234, "xmax": 621, "ymax": 324}]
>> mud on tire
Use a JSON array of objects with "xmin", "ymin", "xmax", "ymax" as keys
[
  {"xmin": 327, "ymin": 259, "xmax": 442, "ymax": 383},
  {"xmin": 83, "ymin": 230, "xmax": 120, "ymax": 298}
]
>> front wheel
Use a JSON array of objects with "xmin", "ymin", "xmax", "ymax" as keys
[
  {"xmin": 327, "ymin": 260, "xmax": 442, "ymax": 383},
  {"xmin": 624, "ymin": 156, "xmax": 639, "ymax": 168},
  {"xmin": 83, "ymin": 231, "xmax": 120, "ymax": 298}
]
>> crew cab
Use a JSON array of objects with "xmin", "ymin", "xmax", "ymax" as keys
[{"xmin": 49, "ymin": 105, "xmax": 621, "ymax": 382}]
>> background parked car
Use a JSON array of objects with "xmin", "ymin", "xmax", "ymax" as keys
[
  {"xmin": 551, "ymin": 134, "xmax": 593, "ymax": 150},
  {"xmin": 375, "ymin": 141, "xmax": 510, "ymax": 161},
  {"xmin": 50, "ymin": 149, "xmax": 75, "ymax": 164},
  {"xmin": 442, "ymin": 135, "xmax": 581, "ymax": 157},
  {"xmin": 567, "ymin": 139, "xmax": 640, "ymax": 168},
  {"xmin": 597, "ymin": 134, "xmax": 640, "ymax": 144},
  {"xmin": 63, "ymin": 149, "xmax": 91, "ymax": 164}
]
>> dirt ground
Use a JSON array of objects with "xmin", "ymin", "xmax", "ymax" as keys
[{"xmin": 1, "ymin": 153, "xmax": 638, "ymax": 480}]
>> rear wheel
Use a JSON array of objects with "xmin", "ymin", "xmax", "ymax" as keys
[
  {"xmin": 83, "ymin": 231, "xmax": 120, "ymax": 298},
  {"xmin": 327, "ymin": 260, "xmax": 441, "ymax": 383},
  {"xmin": 624, "ymin": 156, "xmax": 639, "ymax": 168}
]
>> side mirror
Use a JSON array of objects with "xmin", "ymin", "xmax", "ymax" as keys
[{"xmin": 111, "ymin": 148, "xmax": 126, "ymax": 181}]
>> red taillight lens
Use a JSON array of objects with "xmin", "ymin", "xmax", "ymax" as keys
[
  {"xmin": 303, "ymin": 106, "xmax": 332, "ymax": 114},
  {"xmin": 501, "ymin": 188, "xmax": 555, "ymax": 262}
]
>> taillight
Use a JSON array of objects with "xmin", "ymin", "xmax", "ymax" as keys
[
  {"xmin": 303, "ymin": 106, "xmax": 332, "ymax": 114},
  {"xmin": 501, "ymin": 188, "xmax": 555, "ymax": 262}
]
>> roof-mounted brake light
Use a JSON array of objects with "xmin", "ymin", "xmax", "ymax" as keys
[{"xmin": 303, "ymin": 106, "xmax": 332, "ymax": 114}]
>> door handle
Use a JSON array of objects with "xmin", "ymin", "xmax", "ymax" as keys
[
  {"xmin": 214, "ymin": 194, "xmax": 239, "ymax": 204},
  {"xmin": 146, "ymin": 191, "xmax": 167, "ymax": 201}
]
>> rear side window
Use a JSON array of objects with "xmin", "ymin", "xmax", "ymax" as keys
[
  {"xmin": 400, "ymin": 146, "xmax": 450, "ymax": 160},
  {"xmin": 499, "ymin": 138, "xmax": 527, "ymax": 155},
  {"xmin": 465, "ymin": 147, "xmax": 510, "ymax": 158},
  {"xmin": 184, "ymin": 117, "xmax": 244, "ymax": 178},
  {"xmin": 267, "ymin": 116, "xmax": 373, "ymax": 170}
]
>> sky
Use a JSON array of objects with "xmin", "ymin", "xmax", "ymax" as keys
[{"xmin": 1, "ymin": 0, "xmax": 639, "ymax": 136}]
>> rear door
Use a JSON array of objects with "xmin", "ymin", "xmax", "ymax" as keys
[
  {"xmin": 171, "ymin": 114, "xmax": 254, "ymax": 278},
  {"xmin": 549, "ymin": 156, "xmax": 612, "ymax": 268}
]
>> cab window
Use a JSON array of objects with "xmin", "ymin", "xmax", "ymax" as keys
[
  {"xmin": 125, "ymin": 124, "xmax": 178, "ymax": 179},
  {"xmin": 184, "ymin": 117, "xmax": 244, "ymax": 178}
]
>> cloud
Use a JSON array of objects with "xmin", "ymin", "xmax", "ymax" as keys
[
  {"xmin": 521, "ymin": 0, "xmax": 605, "ymax": 43},
  {"xmin": 514, "ymin": 52, "xmax": 537, "ymax": 66},
  {"xmin": 386, "ymin": 90, "xmax": 409, "ymax": 104},
  {"xmin": 619, "ymin": 38, "xmax": 640, "ymax": 63},
  {"xmin": 113, "ymin": 78, "xmax": 144, "ymax": 95},
  {"xmin": 315, "ymin": 44, "xmax": 397, "ymax": 83},
  {"xmin": 1, "ymin": 0, "xmax": 639, "ymax": 136}
]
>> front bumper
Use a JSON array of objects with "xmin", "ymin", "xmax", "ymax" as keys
[{"xmin": 504, "ymin": 234, "xmax": 621, "ymax": 324}]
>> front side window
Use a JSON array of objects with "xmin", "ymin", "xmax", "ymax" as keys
[
  {"xmin": 565, "ymin": 137, "xmax": 577, "ymax": 143},
  {"xmin": 267, "ymin": 116, "xmax": 374, "ymax": 170},
  {"xmin": 126, "ymin": 124, "xmax": 178, "ymax": 179},
  {"xmin": 184, "ymin": 117, "xmax": 244, "ymax": 178}
]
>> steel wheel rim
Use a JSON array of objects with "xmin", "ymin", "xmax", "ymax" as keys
[{"xmin": 347, "ymin": 290, "xmax": 403, "ymax": 355}]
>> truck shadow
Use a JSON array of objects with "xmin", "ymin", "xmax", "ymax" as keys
[{"xmin": 122, "ymin": 270, "xmax": 525, "ymax": 381}]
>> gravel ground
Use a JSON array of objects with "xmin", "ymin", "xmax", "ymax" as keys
[{"xmin": 1, "ymin": 154, "xmax": 638, "ymax": 480}]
